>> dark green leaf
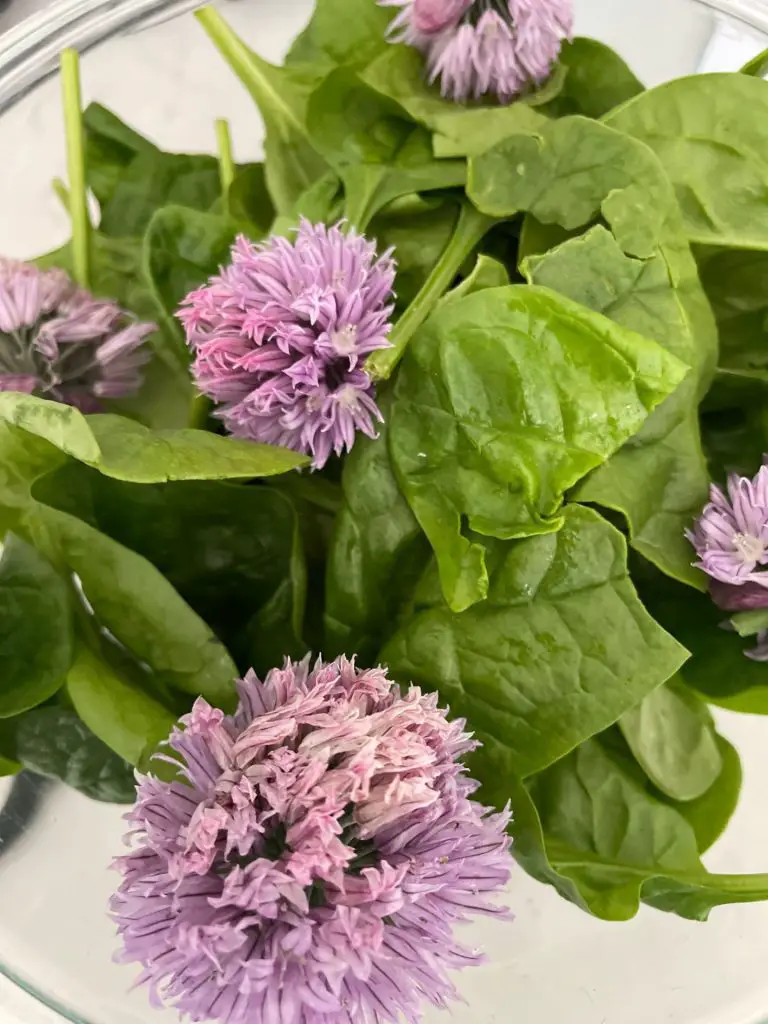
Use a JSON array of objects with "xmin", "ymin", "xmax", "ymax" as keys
[
  {"xmin": 286, "ymin": 0, "xmax": 391, "ymax": 69},
  {"xmin": 15, "ymin": 706, "xmax": 136, "ymax": 803},
  {"xmin": 228, "ymin": 163, "xmax": 275, "ymax": 234},
  {"xmin": 389, "ymin": 284, "xmax": 687, "ymax": 610},
  {"xmin": 66, "ymin": 644, "xmax": 176, "ymax": 765},
  {"xmin": 306, "ymin": 69, "xmax": 465, "ymax": 229},
  {"xmin": 619, "ymin": 678, "xmax": 722, "ymax": 801},
  {"xmin": 32, "ymin": 504, "xmax": 238, "ymax": 709},
  {"xmin": 0, "ymin": 535, "xmax": 73, "ymax": 718},
  {"xmin": 83, "ymin": 102, "xmax": 158, "ymax": 209},
  {"xmin": 544, "ymin": 37, "xmax": 644, "ymax": 119},
  {"xmin": 606, "ymin": 74, "xmax": 768, "ymax": 250},
  {"xmin": 381, "ymin": 505, "xmax": 688, "ymax": 778},
  {"xmin": 698, "ymin": 248, "xmax": 768, "ymax": 374},
  {"xmin": 198, "ymin": 8, "xmax": 329, "ymax": 214}
]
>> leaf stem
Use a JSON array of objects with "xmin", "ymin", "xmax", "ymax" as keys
[
  {"xmin": 367, "ymin": 201, "xmax": 496, "ymax": 381},
  {"xmin": 215, "ymin": 118, "xmax": 236, "ymax": 211},
  {"xmin": 52, "ymin": 177, "xmax": 70, "ymax": 212},
  {"xmin": 60, "ymin": 49, "xmax": 90, "ymax": 290}
]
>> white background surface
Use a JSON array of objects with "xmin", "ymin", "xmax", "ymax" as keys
[{"xmin": 0, "ymin": 2, "xmax": 767, "ymax": 1023}]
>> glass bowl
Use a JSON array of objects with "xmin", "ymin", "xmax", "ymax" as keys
[{"xmin": 1, "ymin": 1, "xmax": 768, "ymax": 1023}]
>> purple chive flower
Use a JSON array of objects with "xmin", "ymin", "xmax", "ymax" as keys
[
  {"xmin": 0, "ymin": 258, "xmax": 153, "ymax": 412},
  {"xmin": 687, "ymin": 465, "xmax": 768, "ymax": 589},
  {"xmin": 380, "ymin": 0, "xmax": 573, "ymax": 102},
  {"xmin": 178, "ymin": 222, "xmax": 396, "ymax": 470},
  {"xmin": 112, "ymin": 656, "xmax": 512, "ymax": 1024}
]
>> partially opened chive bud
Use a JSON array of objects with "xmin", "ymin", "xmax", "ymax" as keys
[
  {"xmin": 0, "ymin": 258, "xmax": 154, "ymax": 411},
  {"xmin": 178, "ymin": 221, "xmax": 396, "ymax": 470},
  {"xmin": 112, "ymin": 656, "xmax": 513, "ymax": 1024},
  {"xmin": 380, "ymin": 0, "xmax": 573, "ymax": 102}
]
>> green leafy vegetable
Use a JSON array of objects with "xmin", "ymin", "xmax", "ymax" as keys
[
  {"xmin": 389, "ymin": 283, "xmax": 687, "ymax": 610},
  {"xmin": 286, "ymin": 0, "xmax": 391, "ymax": 69},
  {"xmin": 382, "ymin": 505, "xmax": 688, "ymax": 778},
  {"xmin": 545, "ymin": 37, "xmax": 644, "ymax": 118},
  {"xmin": 15, "ymin": 706, "xmax": 136, "ymax": 803},
  {"xmin": 667, "ymin": 735, "xmax": 742, "ymax": 853},
  {"xmin": 0, "ymin": 534, "xmax": 73, "ymax": 718},
  {"xmin": 619, "ymin": 678, "xmax": 722, "ymax": 801}
]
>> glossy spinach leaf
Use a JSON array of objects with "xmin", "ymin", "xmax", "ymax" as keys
[
  {"xmin": 198, "ymin": 8, "xmax": 328, "ymax": 214},
  {"xmin": 325, "ymin": 395, "xmax": 428, "ymax": 663},
  {"xmin": 228, "ymin": 163, "xmax": 275, "ymax": 234},
  {"xmin": 381, "ymin": 505, "xmax": 688, "ymax": 778},
  {"xmin": 606, "ymin": 74, "xmax": 768, "ymax": 250},
  {"xmin": 306, "ymin": 69, "xmax": 466, "ymax": 230},
  {"xmin": 0, "ymin": 535, "xmax": 73, "ymax": 718},
  {"xmin": 389, "ymin": 284, "xmax": 687, "ymax": 610},
  {"xmin": 83, "ymin": 101, "xmax": 158, "ymax": 209},
  {"xmin": 286, "ymin": 0, "xmax": 391, "ymax": 69},
  {"xmin": 31, "ymin": 504, "xmax": 238, "ymax": 710},
  {"xmin": 15, "ymin": 706, "xmax": 136, "ymax": 803},
  {"xmin": 544, "ymin": 37, "xmax": 644, "ymax": 119},
  {"xmin": 362, "ymin": 43, "xmax": 551, "ymax": 157},
  {"xmin": 66, "ymin": 645, "xmax": 176, "ymax": 766},
  {"xmin": 0, "ymin": 394, "xmax": 307, "ymax": 481},
  {"xmin": 619, "ymin": 678, "xmax": 722, "ymax": 801},
  {"xmin": 40, "ymin": 464, "xmax": 307, "ymax": 675}
]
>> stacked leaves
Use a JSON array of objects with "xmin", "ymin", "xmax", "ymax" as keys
[{"xmin": 1, "ymin": 0, "xmax": 768, "ymax": 923}]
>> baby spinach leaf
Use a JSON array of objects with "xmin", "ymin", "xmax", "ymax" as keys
[
  {"xmin": 0, "ymin": 394, "xmax": 308, "ymax": 481},
  {"xmin": 698, "ymin": 248, "xmax": 768, "ymax": 374},
  {"xmin": 544, "ymin": 37, "xmax": 644, "ymax": 119},
  {"xmin": 0, "ymin": 535, "xmax": 73, "ymax": 717},
  {"xmin": 521, "ymin": 736, "xmax": 768, "ymax": 921},
  {"xmin": 741, "ymin": 47, "xmax": 768, "ymax": 78},
  {"xmin": 66, "ymin": 644, "xmax": 176, "ymax": 766},
  {"xmin": 325, "ymin": 395, "xmax": 428, "ymax": 663},
  {"xmin": 286, "ymin": 0, "xmax": 391, "ymax": 69},
  {"xmin": 619, "ymin": 678, "xmax": 722, "ymax": 801},
  {"xmin": 197, "ymin": 7, "xmax": 328, "ymax": 214},
  {"xmin": 83, "ymin": 101, "xmax": 158, "ymax": 209},
  {"xmin": 41, "ymin": 465, "xmax": 307, "ymax": 675},
  {"xmin": 306, "ymin": 69, "xmax": 465, "ymax": 229},
  {"xmin": 389, "ymin": 284, "xmax": 687, "ymax": 610},
  {"xmin": 228, "ymin": 163, "xmax": 275, "ymax": 235},
  {"xmin": 362, "ymin": 44, "xmax": 549, "ymax": 157},
  {"xmin": 664, "ymin": 735, "xmax": 742, "ymax": 853},
  {"xmin": 606, "ymin": 74, "xmax": 768, "ymax": 250},
  {"xmin": 142, "ymin": 204, "xmax": 242, "ymax": 368},
  {"xmin": 0, "ymin": 423, "xmax": 67, "ymax": 535},
  {"xmin": 381, "ymin": 505, "xmax": 688, "ymax": 778},
  {"xmin": 31, "ymin": 504, "xmax": 238, "ymax": 710},
  {"xmin": 15, "ymin": 706, "xmax": 136, "ymax": 803}
]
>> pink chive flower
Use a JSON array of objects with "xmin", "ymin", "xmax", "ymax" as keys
[
  {"xmin": 112, "ymin": 656, "xmax": 512, "ymax": 1024},
  {"xmin": 0, "ymin": 258, "xmax": 153, "ymax": 411},
  {"xmin": 178, "ymin": 222, "xmax": 396, "ymax": 470},
  {"xmin": 687, "ymin": 465, "xmax": 768, "ymax": 589},
  {"xmin": 380, "ymin": 0, "xmax": 573, "ymax": 102}
]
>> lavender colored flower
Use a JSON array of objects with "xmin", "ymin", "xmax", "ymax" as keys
[
  {"xmin": 687, "ymin": 465, "xmax": 768, "ymax": 588},
  {"xmin": 380, "ymin": 0, "xmax": 573, "ymax": 102},
  {"xmin": 178, "ymin": 222, "xmax": 396, "ymax": 470},
  {"xmin": 0, "ymin": 258, "xmax": 153, "ymax": 412},
  {"xmin": 112, "ymin": 656, "xmax": 512, "ymax": 1024}
]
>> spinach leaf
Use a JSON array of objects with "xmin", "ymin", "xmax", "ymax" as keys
[
  {"xmin": 665, "ymin": 735, "xmax": 742, "ymax": 853},
  {"xmin": 619, "ymin": 678, "xmax": 722, "ymax": 801},
  {"xmin": 517, "ymin": 736, "xmax": 768, "ymax": 921},
  {"xmin": 741, "ymin": 47, "xmax": 768, "ymax": 77},
  {"xmin": 0, "ymin": 535, "xmax": 73, "ymax": 718},
  {"xmin": 40, "ymin": 465, "xmax": 307, "ymax": 675},
  {"xmin": 698, "ymin": 248, "xmax": 768, "ymax": 373},
  {"xmin": 325, "ymin": 394, "xmax": 428, "ymax": 663},
  {"xmin": 389, "ymin": 283, "xmax": 687, "ymax": 610},
  {"xmin": 228, "ymin": 163, "xmax": 275, "ymax": 235},
  {"xmin": 15, "ymin": 706, "xmax": 136, "ymax": 803},
  {"xmin": 286, "ymin": 0, "xmax": 391, "ymax": 69},
  {"xmin": 361, "ymin": 44, "xmax": 551, "ymax": 157},
  {"xmin": 31, "ymin": 504, "xmax": 238, "ymax": 710},
  {"xmin": 606, "ymin": 74, "xmax": 768, "ymax": 250},
  {"xmin": 701, "ymin": 405, "xmax": 768, "ymax": 482},
  {"xmin": 142, "ymin": 204, "xmax": 242, "ymax": 368},
  {"xmin": 381, "ymin": 505, "xmax": 688, "ymax": 778},
  {"xmin": 305, "ymin": 69, "xmax": 465, "ymax": 230},
  {"xmin": 198, "ymin": 8, "xmax": 329, "ymax": 214},
  {"xmin": 0, "ymin": 423, "xmax": 66, "ymax": 535},
  {"xmin": 66, "ymin": 645, "xmax": 176, "ymax": 766},
  {"xmin": 83, "ymin": 101, "xmax": 158, "ymax": 209},
  {"xmin": 0, "ymin": 394, "xmax": 308, "ymax": 480},
  {"xmin": 544, "ymin": 37, "xmax": 644, "ymax": 119}
]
